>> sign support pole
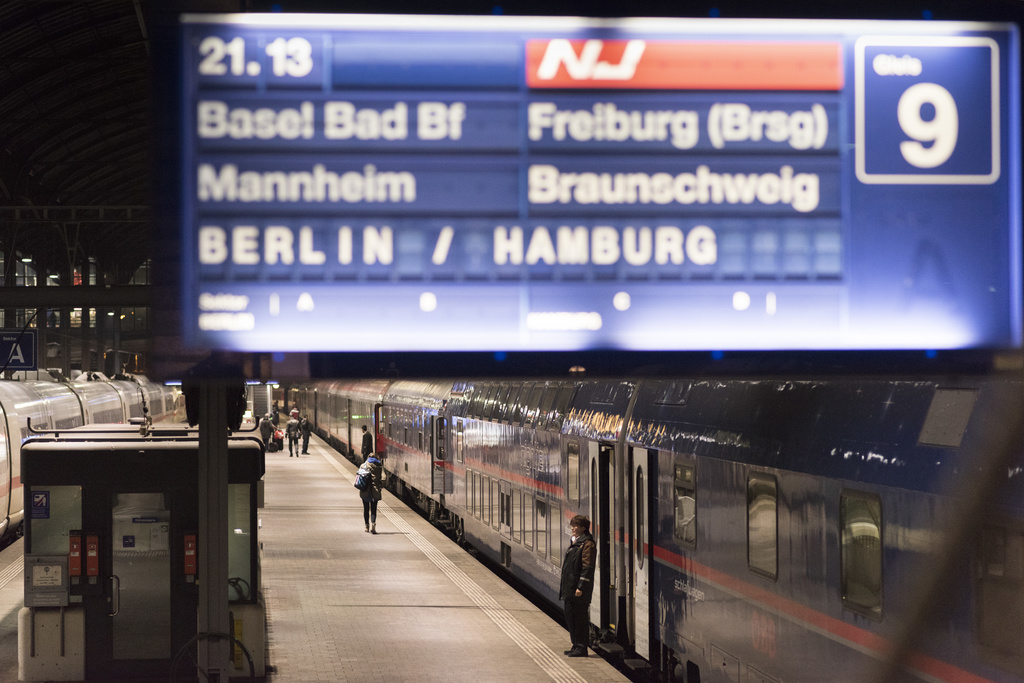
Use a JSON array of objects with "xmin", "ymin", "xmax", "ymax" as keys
[{"xmin": 197, "ymin": 381, "xmax": 230, "ymax": 681}]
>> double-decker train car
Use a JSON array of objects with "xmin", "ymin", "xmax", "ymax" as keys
[
  {"xmin": 0, "ymin": 374, "xmax": 182, "ymax": 547},
  {"xmin": 295, "ymin": 374, "xmax": 1024, "ymax": 683}
]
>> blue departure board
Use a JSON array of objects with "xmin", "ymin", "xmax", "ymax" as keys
[{"xmin": 178, "ymin": 15, "xmax": 1021, "ymax": 352}]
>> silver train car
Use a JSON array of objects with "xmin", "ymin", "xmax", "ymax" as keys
[
  {"xmin": 0, "ymin": 374, "xmax": 182, "ymax": 546},
  {"xmin": 294, "ymin": 375, "xmax": 1024, "ymax": 683}
]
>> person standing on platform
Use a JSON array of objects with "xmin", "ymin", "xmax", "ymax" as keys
[
  {"xmin": 259, "ymin": 413, "xmax": 273, "ymax": 450},
  {"xmin": 560, "ymin": 514, "xmax": 596, "ymax": 658},
  {"xmin": 286, "ymin": 409, "xmax": 301, "ymax": 457},
  {"xmin": 360, "ymin": 452, "xmax": 384, "ymax": 534},
  {"xmin": 300, "ymin": 414, "xmax": 311, "ymax": 454},
  {"xmin": 361, "ymin": 424, "xmax": 373, "ymax": 460}
]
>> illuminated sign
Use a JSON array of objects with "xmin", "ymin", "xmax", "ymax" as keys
[{"xmin": 178, "ymin": 15, "xmax": 1021, "ymax": 352}]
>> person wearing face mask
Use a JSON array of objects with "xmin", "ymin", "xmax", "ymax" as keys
[{"xmin": 559, "ymin": 514, "xmax": 596, "ymax": 657}]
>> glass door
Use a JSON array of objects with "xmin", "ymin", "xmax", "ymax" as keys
[
  {"xmin": 85, "ymin": 487, "xmax": 178, "ymax": 680},
  {"xmin": 110, "ymin": 492, "xmax": 171, "ymax": 661}
]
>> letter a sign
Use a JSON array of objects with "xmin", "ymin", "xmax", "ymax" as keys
[{"xmin": 1, "ymin": 330, "xmax": 37, "ymax": 372}]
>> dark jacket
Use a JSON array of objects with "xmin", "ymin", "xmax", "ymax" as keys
[
  {"xmin": 258, "ymin": 416, "xmax": 273, "ymax": 444},
  {"xmin": 359, "ymin": 456, "xmax": 385, "ymax": 502},
  {"xmin": 361, "ymin": 430, "xmax": 373, "ymax": 457},
  {"xmin": 559, "ymin": 531, "xmax": 596, "ymax": 601}
]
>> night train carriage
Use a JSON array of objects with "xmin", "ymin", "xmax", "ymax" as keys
[
  {"xmin": 301, "ymin": 375, "xmax": 1024, "ymax": 682},
  {"xmin": 374, "ymin": 378, "xmax": 630, "ymax": 616},
  {"xmin": 633, "ymin": 377, "xmax": 1024, "ymax": 683},
  {"xmin": 447, "ymin": 378, "xmax": 585, "ymax": 604},
  {"xmin": 297, "ymin": 380, "xmax": 389, "ymax": 460},
  {"xmin": 378, "ymin": 380, "xmax": 452, "ymax": 508}
]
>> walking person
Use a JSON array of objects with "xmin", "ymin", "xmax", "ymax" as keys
[
  {"xmin": 286, "ymin": 409, "xmax": 300, "ymax": 457},
  {"xmin": 259, "ymin": 413, "xmax": 273, "ymax": 450},
  {"xmin": 360, "ymin": 452, "xmax": 384, "ymax": 534},
  {"xmin": 300, "ymin": 414, "xmax": 311, "ymax": 454},
  {"xmin": 560, "ymin": 514, "xmax": 596, "ymax": 657},
  {"xmin": 361, "ymin": 424, "xmax": 374, "ymax": 460}
]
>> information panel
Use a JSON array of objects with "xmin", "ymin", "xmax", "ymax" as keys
[{"xmin": 178, "ymin": 15, "xmax": 1021, "ymax": 352}]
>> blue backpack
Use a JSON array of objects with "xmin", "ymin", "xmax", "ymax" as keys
[{"xmin": 354, "ymin": 462, "xmax": 371, "ymax": 491}]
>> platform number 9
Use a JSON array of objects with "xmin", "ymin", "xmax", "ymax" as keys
[{"xmin": 897, "ymin": 82, "xmax": 958, "ymax": 169}]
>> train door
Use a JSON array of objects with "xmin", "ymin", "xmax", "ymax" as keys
[
  {"xmin": 590, "ymin": 441, "xmax": 613, "ymax": 633},
  {"xmin": 374, "ymin": 402, "xmax": 384, "ymax": 457},
  {"xmin": 345, "ymin": 398, "xmax": 355, "ymax": 456},
  {"xmin": 498, "ymin": 480, "xmax": 512, "ymax": 539},
  {"xmin": 83, "ymin": 482, "xmax": 193, "ymax": 680},
  {"xmin": 631, "ymin": 447, "xmax": 651, "ymax": 661},
  {"xmin": 430, "ymin": 416, "xmax": 451, "ymax": 495}
]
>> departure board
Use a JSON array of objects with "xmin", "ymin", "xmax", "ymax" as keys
[{"xmin": 178, "ymin": 15, "xmax": 1021, "ymax": 352}]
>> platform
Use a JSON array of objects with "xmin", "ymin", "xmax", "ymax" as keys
[
  {"xmin": 259, "ymin": 434, "xmax": 629, "ymax": 682},
  {"xmin": 0, "ymin": 433, "xmax": 630, "ymax": 682}
]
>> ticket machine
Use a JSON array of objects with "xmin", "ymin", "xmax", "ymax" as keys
[{"xmin": 18, "ymin": 427, "xmax": 264, "ymax": 681}]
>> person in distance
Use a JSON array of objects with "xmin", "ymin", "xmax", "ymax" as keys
[{"xmin": 360, "ymin": 451, "xmax": 385, "ymax": 534}]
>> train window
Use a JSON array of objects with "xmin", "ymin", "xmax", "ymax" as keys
[
  {"xmin": 655, "ymin": 383, "xmax": 693, "ymax": 406},
  {"xmin": 674, "ymin": 464, "xmax": 696, "ymax": 548},
  {"xmin": 512, "ymin": 490, "xmax": 522, "ymax": 543},
  {"xmin": 468, "ymin": 470, "xmax": 475, "ymax": 516},
  {"xmin": 483, "ymin": 476, "xmax": 492, "ymax": 526},
  {"xmin": 456, "ymin": 420, "xmax": 464, "ymax": 464},
  {"xmin": 522, "ymin": 384, "xmax": 545, "ymax": 427},
  {"xmin": 747, "ymin": 473, "xmax": 778, "ymax": 580},
  {"xmin": 549, "ymin": 385, "xmax": 578, "ymax": 431},
  {"xmin": 977, "ymin": 524, "xmax": 1024, "ymax": 667},
  {"xmin": 567, "ymin": 442, "xmax": 580, "ymax": 506},
  {"xmin": 840, "ymin": 491, "xmax": 883, "ymax": 620},
  {"xmin": 418, "ymin": 430, "xmax": 423, "ymax": 452},
  {"xmin": 492, "ymin": 478, "xmax": 500, "ymax": 531},
  {"xmin": 509, "ymin": 383, "xmax": 529, "ymax": 425},
  {"xmin": 489, "ymin": 385, "xmax": 512, "ymax": 421},
  {"xmin": 466, "ymin": 383, "xmax": 487, "ymax": 419},
  {"xmin": 499, "ymin": 482, "xmax": 511, "ymax": 533},
  {"xmin": 524, "ymin": 494, "xmax": 535, "ymax": 550},
  {"xmin": 480, "ymin": 383, "xmax": 500, "ymax": 421},
  {"xmin": 475, "ymin": 473, "xmax": 483, "ymax": 520},
  {"xmin": 536, "ymin": 499, "xmax": 548, "ymax": 558},
  {"xmin": 537, "ymin": 385, "xmax": 560, "ymax": 430},
  {"xmin": 551, "ymin": 503, "xmax": 563, "ymax": 566},
  {"xmin": 919, "ymin": 388, "xmax": 978, "ymax": 448},
  {"xmin": 503, "ymin": 385, "xmax": 523, "ymax": 424}
]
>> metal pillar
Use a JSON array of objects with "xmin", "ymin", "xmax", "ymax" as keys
[{"xmin": 197, "ymin": 382, "xmax": 230, "ymax": 681}]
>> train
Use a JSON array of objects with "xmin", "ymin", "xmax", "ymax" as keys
[
  {"xmin": 0, "ymin": 372, "xmax": 183, "ymax": 547},
  {"xmin": 290, "ymin": 373, "xmax": 1024, "ymax": 683}
]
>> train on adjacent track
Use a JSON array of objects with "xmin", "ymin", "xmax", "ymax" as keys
[
  {"xmin": 291, "ymin": 373, "xmax": 1024, "ymax": 683},
  {"xmin": 0, "ymin": 373, "xmax": 182, "ymax": 548}
]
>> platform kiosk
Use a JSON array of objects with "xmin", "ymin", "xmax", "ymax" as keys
[{"xmin": 17, "ymin": 425, "xmax": 265, "ymax": 681}]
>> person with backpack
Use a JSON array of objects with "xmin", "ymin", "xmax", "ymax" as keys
[
  {"xmin": 359, "ymin": 453, "xmax": 384, "ymax": 534},
  {"xmin": 286, "ymin": 409, "xmax": 301, "ymax": 457}
]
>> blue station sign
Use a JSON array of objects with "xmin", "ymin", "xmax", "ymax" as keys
[
  {"xmin": 1, "ymin": 330, "xmax": 38, "ymax": 372},
  {"xmin": 178, "ymin": 15, "xmax": 1021, "ymax": 352}
]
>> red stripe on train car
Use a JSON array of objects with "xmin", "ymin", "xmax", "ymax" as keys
[{"xmin": 653, "ymin": 545, "xmax": 993, "ymax": 683}]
